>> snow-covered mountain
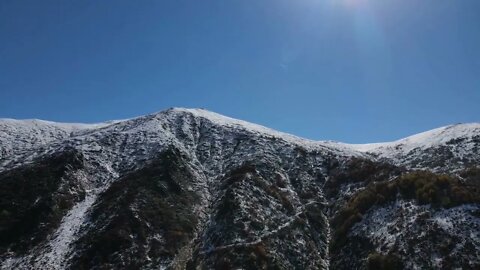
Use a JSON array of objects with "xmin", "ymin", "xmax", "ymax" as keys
[{"xmin": 0, "ymin": 108, "xmax": 479, "ymax": 269}]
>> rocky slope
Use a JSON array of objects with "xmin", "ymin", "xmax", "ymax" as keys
[{"xmin": 0, "ymin": 108, "xmax": 479, "ymax": 269}]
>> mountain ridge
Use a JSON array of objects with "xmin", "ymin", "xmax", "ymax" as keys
[{"xmin": 2, "ymin": 107, "xmax": 479, "ymax": 154}]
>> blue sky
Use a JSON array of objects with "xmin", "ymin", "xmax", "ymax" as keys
[{"xmin": 1, "ymin": 0, "xmax": 479, "ymax": 143}]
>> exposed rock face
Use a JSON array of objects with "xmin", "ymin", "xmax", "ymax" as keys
[{"xmin": 0, "ymin": 108, "xmax": 479, "ymax": 269}]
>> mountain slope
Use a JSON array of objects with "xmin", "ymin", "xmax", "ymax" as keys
[{"xmin": 0, "ymin": 108, "xmax": 479, "ymax": 269}]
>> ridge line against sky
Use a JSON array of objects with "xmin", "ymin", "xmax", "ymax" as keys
[
  {"xmin": 1, "ymin": 107, "xmax": 478, "ymax": 145},
  {"xmin": 1, "ymin": 0, "xmax": 479, "ymax": 143}
]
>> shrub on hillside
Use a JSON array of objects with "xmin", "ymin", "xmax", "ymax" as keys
[{"xmin": 398, "ymin": 171, "xmax": 480, "ymax": 207}]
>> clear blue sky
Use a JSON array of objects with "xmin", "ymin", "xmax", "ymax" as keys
[{"xmin": 1, "ymin": 0, "xmax": 479, "ymax": 143}]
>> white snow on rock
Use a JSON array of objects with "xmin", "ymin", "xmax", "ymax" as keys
[{"xmin": 32, "ymin": 192, "xmax": 98, "ymax": 269}]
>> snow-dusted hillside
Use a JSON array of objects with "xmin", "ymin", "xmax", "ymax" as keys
[
  {"xmin": 346, "ymin": 123, "xmax": 480, "ymax": 171},
  {"xmin": 0, "ymin": 118, "xmax": 117, "ymax": 171},
  {"xmin": 0, "ymin": 108, "xmax": 479, "ymax": 269}
]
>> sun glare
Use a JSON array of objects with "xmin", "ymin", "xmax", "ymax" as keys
[{"xmin": 343, "ymin": 0, "xmax": 368, "ymax": 8}]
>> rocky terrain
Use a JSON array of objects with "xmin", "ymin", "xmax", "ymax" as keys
[{"xmin": 0, "ymin": 108, "xmax": 479, "ymax": 269}]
